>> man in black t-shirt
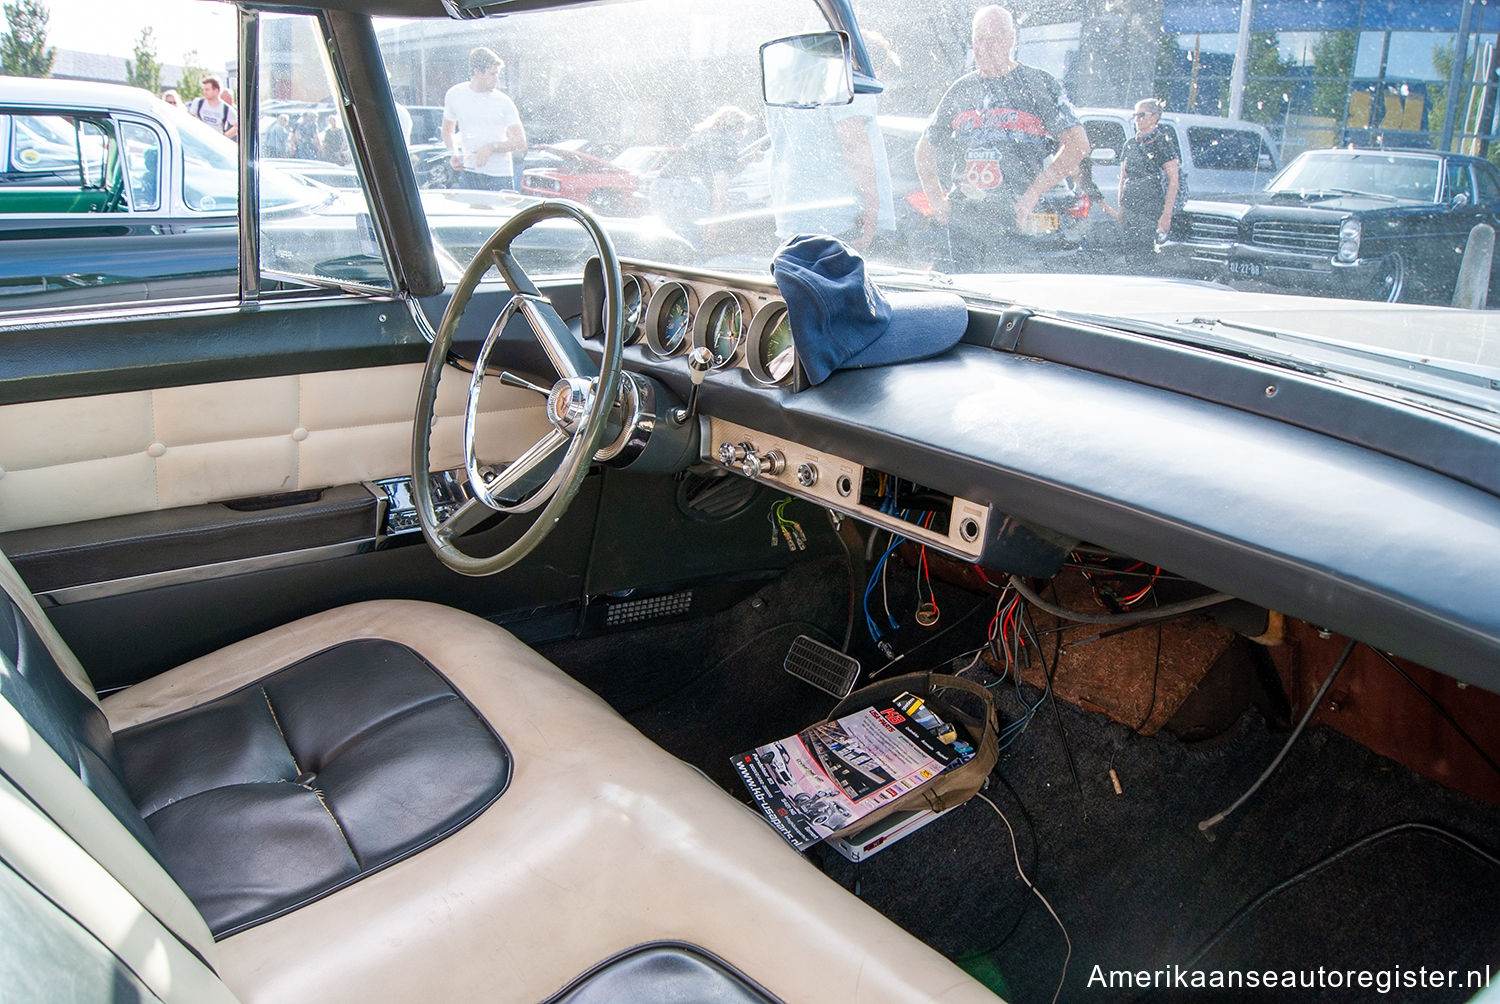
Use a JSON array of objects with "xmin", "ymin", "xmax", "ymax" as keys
[
  {"xmin": 915, "ymin": 4, "xmax": 1089, "ymax": 271},
  {"xmin": 1117, "ymin": 98, "xmax": 1181, "ymax": 253}
]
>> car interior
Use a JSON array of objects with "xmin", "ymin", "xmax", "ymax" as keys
[{"xmin": 2, "ymin": 1, "xmax": 1499, "ymax": 1002}]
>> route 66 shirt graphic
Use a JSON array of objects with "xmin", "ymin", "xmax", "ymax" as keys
[{"xmin": 923, "ymin": 65, "xmax": 1079, "ymax": 231}]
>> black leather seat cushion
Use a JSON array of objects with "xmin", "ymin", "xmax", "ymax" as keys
[
  {"xmin": 114, "ymin": 639, "xmax": 511, "ymax": 938},
  {"xmin": 545, "ymin": 943, "xmax": 780, "ymax": 1004}
]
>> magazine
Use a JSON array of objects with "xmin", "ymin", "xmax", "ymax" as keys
[{"xmin": 733, "ymin": 697, "xmax": 967, "ymax": 851}]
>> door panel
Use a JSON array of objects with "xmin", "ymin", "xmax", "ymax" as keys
[{"xmin": 0, "ymin": 361, "xmax": 551, "ymax": 532}]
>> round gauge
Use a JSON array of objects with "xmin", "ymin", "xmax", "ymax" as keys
[
  {"xmin": 620, "ymin": 274, "xmax": 644, "ymax": 344},
  {"xmin": 690, "ymin": 290, "xmax": 746, "ymax": 369},
  {"xmin": 745, "ymin": 301, "xmax": 796, "ymax": 386},
  {"xmin": 644, "ymin": 281, "xmax": 696, "ymax": 357}
]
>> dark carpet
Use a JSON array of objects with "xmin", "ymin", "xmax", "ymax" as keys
[{"xmin": 540, "ymin": 556, "xmax": 1500, "ymax": 1003}]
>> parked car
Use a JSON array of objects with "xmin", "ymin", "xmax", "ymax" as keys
[
  {"xmin": 0, "ymin": 77, "xmax": 326, "ymax": 305},
  {"xmin": 1076, "ymin": 106, "xmax": 1281, "ymax": 197},
  {"xmin": 520, "ymin": 142, "xmax": 649, "ymax": 214},
  {"xmin": 2, "ymin": 4, "xmax": 1499, "ymax": 1004},
  {"xmin": 1166, "ymin": 147, "xmax": 1500, "ymax": 303},
  {"xmin": 0, "ymin": 78, "xmax": 688, "ymax": 306}
]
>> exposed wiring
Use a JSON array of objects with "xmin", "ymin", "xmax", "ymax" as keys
[
  {"xmin": 977, "ymin": 792, "xmax": 1071, "ymax": 1004},
  {"xmin": 867, "ymin": 593, "xmax": 990, "ymax": 681},
  {"xmin": 1367, "ymin": 646, "xmax": 1500, "ymax": 782},
  {"xmin": 1009, "ymin": 573, "xmax": 1234, "ymax": 626},
  {"xmin": 1176, "ymin": 822, "xmax": 1500, "ymax": 974},
  {"xmin": 1198, "ymin": 638, "xmax": 1356, "ymax": 835}
]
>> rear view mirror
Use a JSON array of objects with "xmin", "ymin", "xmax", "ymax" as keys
[{"xmin": 760, "ymin": 32, "xmax": 853, "ymax": 108}]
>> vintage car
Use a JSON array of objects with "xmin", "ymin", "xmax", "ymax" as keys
[
  {"xmin": 520, "ymin": 143, "xmax": 652, "ymax": 215},
  {"xmin": 0, "ymin": 79, "xmax": 687, "ymax": 307},
  {"xmin": 1167, "ymin": 147, "xmax": 1500, "ymax": 304},
  {"xmin": 1076, "ymin": 107, "xmax": 1282, "ymax": 197},
  {"xmin": 1, "ymin": 1, "xmax": 1499, "ymax": 1003}
]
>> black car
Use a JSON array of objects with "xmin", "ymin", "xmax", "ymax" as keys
[{"xmin": 1166, "ymin": 148, "xmax": 1500, "ymax": 304}]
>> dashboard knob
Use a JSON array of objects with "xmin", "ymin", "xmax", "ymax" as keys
[
  {"xmin": 717, "ymin": 442, "xmax": 748, "ymax": 465},
  {"xmin": 738, "ymin": 453, "xmax": 761, "ymax": 478},
  {"xmin": 795, "ymin": 462, "xmax": 818, "ymax": 487},
  {"xmin": 756, "ymin": 450, "xmax": 786, "ymax": 477}
]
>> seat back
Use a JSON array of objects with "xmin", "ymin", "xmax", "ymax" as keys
[{"xmin": 0, "ymin": 549, "xmax": 220, "ymax": 993}]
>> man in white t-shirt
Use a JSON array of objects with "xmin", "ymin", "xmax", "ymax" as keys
[
  {"xmin": 187, "ymin": 76, "xmax": 238, "ymax": 141},
  {"xmin": 442, "ymin": 47, "xmax": 526, "ymax": 191}
]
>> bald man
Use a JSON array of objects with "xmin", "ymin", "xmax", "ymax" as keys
[{"xmin": 915, "ymin": 5, "xmax": 1089, "ymax": 270}]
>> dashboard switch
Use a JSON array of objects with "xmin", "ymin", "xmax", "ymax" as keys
[
  {"xmin": 796, "ymin": 462, "xmax": 818, "ymax": 487},
  {"xmin": 717, "ymin": 442, "xmax": 748, "ymax": 465},
  {"xmin": 756, "ymin": 450, "xmax": 787, "ymax": 477}
]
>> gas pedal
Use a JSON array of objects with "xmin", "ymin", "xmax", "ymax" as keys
[{"xmin": 783, "ymin": 634, "xmax": 861, "ymax": 698}]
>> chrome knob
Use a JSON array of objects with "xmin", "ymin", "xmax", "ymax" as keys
[
  {"xmin": 738, "ymin": 453, "xmax": 761, "ymax": 478},
  {"xmin": 795, "ymin": 462, "xmax": 817, "ymax": 487},
  {"xmin": 756, "ymin": 450, "xmax": 786, "ymax": 477},
  {"xmin": 718, "ymin": 442, "xmax": 748, "ymax": 465}
]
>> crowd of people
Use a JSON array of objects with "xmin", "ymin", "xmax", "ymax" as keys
[{"xmin": 166, "ymin": 11, "xmax": 1185, "ymax": 275}]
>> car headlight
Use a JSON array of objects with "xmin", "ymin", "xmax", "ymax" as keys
[{"xmin": 1337, "ymin": 219, "xmax": 1361, "ymax": 263}]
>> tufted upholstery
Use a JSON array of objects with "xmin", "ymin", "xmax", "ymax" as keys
[
  {"xmin": 0, "ymin": 362, "xmax": 552, "ymax": 532},
  {"xmin": 115, "ymin": 639, "xmax": 511, "ymax": 938}
]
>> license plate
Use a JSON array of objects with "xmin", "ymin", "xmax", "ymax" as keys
[
  {"xmin": 1029, "ymin": 212, "xmax": 1058, "ymax": 233},
  {"xmin": 1228, "ymin": 259, "xmax": 1262, "ymax": 278}
]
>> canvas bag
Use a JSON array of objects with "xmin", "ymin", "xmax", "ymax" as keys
[{"xmin": 821, "ymin": 670, "xmax": 1000, "ymax": 839}]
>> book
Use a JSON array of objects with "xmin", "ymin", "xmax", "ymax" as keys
[{"xmin": 733, "ymin": 697, "xmax": 966, "ymax": 851}]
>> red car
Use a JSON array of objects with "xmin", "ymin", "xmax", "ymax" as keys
[{"xmin": 521, "ymin": 143, "xmax": 672, "ymax": 216}]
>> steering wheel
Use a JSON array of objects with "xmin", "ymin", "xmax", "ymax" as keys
[{"xmin": 412, "ymin": 201, "xmax": 623, "ymax": 576}]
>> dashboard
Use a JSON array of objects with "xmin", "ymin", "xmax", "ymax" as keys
[
  {"xmin": 570, "ymin": 259, "xmax": 1500, "ymax": 691},
  {"xmin": 582, "ymin": 264, "xmax": 996, "ymax": 565}
]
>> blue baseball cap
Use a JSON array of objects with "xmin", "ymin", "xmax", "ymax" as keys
[{"xmin": 771, "ymin": 235, "xmax": 968, "ymax": 387}]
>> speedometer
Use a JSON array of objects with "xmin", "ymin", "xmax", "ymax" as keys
[
  {"xmin": 691, "ymin": 290, "xmax": 746, "ymax": 368},
  {"xmin": 644, "ymin": 281, "xmax": 696, "ymax": 357},
  {"xmin": 746, "ymin": 301, "xmax": 796, "ymax": 386}
]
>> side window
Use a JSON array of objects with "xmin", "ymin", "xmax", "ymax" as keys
[
  {"xmin": 1185, "ymin": 127, "xmax": 1269, "ymax": 171},
  {"xmin": 121, "ymin": 121, "xmax": 162, "ymax": 212},
  {"xmin": 1475, "ymin": 164, "xmax": 1500, "ymax": 205},
  {"xmin": 0, "ymin": 0, "xmax": 238, "ymax": 315},
  {"xmin": 1083, "ymin": 119, "xmax": 1126, "ymax": 164},
  {"xmin": 1443, "ymin": 161, "xmax": 1475, "ymax": 204},
  {"xmin": 0, "ymin": 113, "xmax": 114, "ymax": 212}
]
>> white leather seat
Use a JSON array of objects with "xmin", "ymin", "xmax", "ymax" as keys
[{"xmin": 0, "ymin": 553, "xmax": 998, "ymax": 1003}]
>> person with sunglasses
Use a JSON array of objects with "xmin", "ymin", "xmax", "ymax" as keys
[{"xmin": 1117, "ymin": 98, "xmax": 1181, "ymax": 253}]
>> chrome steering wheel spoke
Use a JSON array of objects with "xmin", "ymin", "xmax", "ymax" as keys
[{"xmin": 413, "ymin": 200, "xmax": 624, "ymax": 577}]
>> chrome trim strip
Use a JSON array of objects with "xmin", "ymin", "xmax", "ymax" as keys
[{"xmin": 34, "ymin": 540, "xmax": 372, "ymax": 606}]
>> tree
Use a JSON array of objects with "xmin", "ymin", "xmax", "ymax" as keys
[
  {"xmin": 176, "ymin": 50, "xmax": 208, "ymax": 101},
  {"xmin": 0, "ymin": 0, "xmax": 56, "ymax": 78},
  {"xmin": 1309, "ymin": 30, "xmax": 1356, "ymax": 120},
  {"xmin": 125, "ymin": 26, "xmax": 162, "ymax": 94},
  {"xmin": 1242, "ymin": 32, "xmax": 1296, "ymax": 126}
]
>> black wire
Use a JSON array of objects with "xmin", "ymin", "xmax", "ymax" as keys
[
  {"xmin": 866, "ymin": 591, "xmax": 990, "ymax": 681},
  {"xmin": 1367, "ymin": 646, "xmax": 1500, "ymax": 782},
  {"xmin": 832, "ymin": 517, "xmax": 857, "ymax": 653},
  {"xmin": 1177, "ymin": 822, "xmax": 1500, "ymax": 973},
  {"xmin": 1029, "ymin": 603, "xmax": 1083, "ymax": 804},
  {"xmin": 1198, "ymin": 638, "xmax": 1356, "ymax": 834}
]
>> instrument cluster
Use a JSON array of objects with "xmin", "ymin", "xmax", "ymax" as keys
[{"xmin": 601, "ymin": 270, "xmax": 799, "ymax": 387}]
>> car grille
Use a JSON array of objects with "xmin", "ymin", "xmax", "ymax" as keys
[
  {"xmin": 1249, "ymin": 221, "xmax": 1340, "ymax": 254},
  {"xmin": 1187, "ymin": 215, "xmax": 1238, "ymax": 242}
]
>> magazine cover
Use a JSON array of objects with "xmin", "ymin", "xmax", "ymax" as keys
[{"xmin": 733, "ymin": 702, "xmax": 960, "ymax": 850}]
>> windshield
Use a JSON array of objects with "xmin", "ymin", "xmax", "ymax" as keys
[
  {"xmin": 348, "ymin": 0, "xmax": 1500, "ymax": 395},
  {"xmin": 1269, "ymin": 152, "xmax": 1441, "ymax": 202}
]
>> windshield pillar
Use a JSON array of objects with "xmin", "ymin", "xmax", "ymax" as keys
[{"xmin": 238, "ymin": 7, "xmax": 262, "ymax": 303}]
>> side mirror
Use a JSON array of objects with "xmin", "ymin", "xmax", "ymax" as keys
[
  {"xmin": 760, "ymin": 31, "xmax": 853, "ymax": 108},
  {"xmin": 1089, "ymin": 147, "xmax": 1117, "ymax": 165},
  {"xmin": 1452, "ymin": 191, "xmax": 1471, "ymax": 207}
]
